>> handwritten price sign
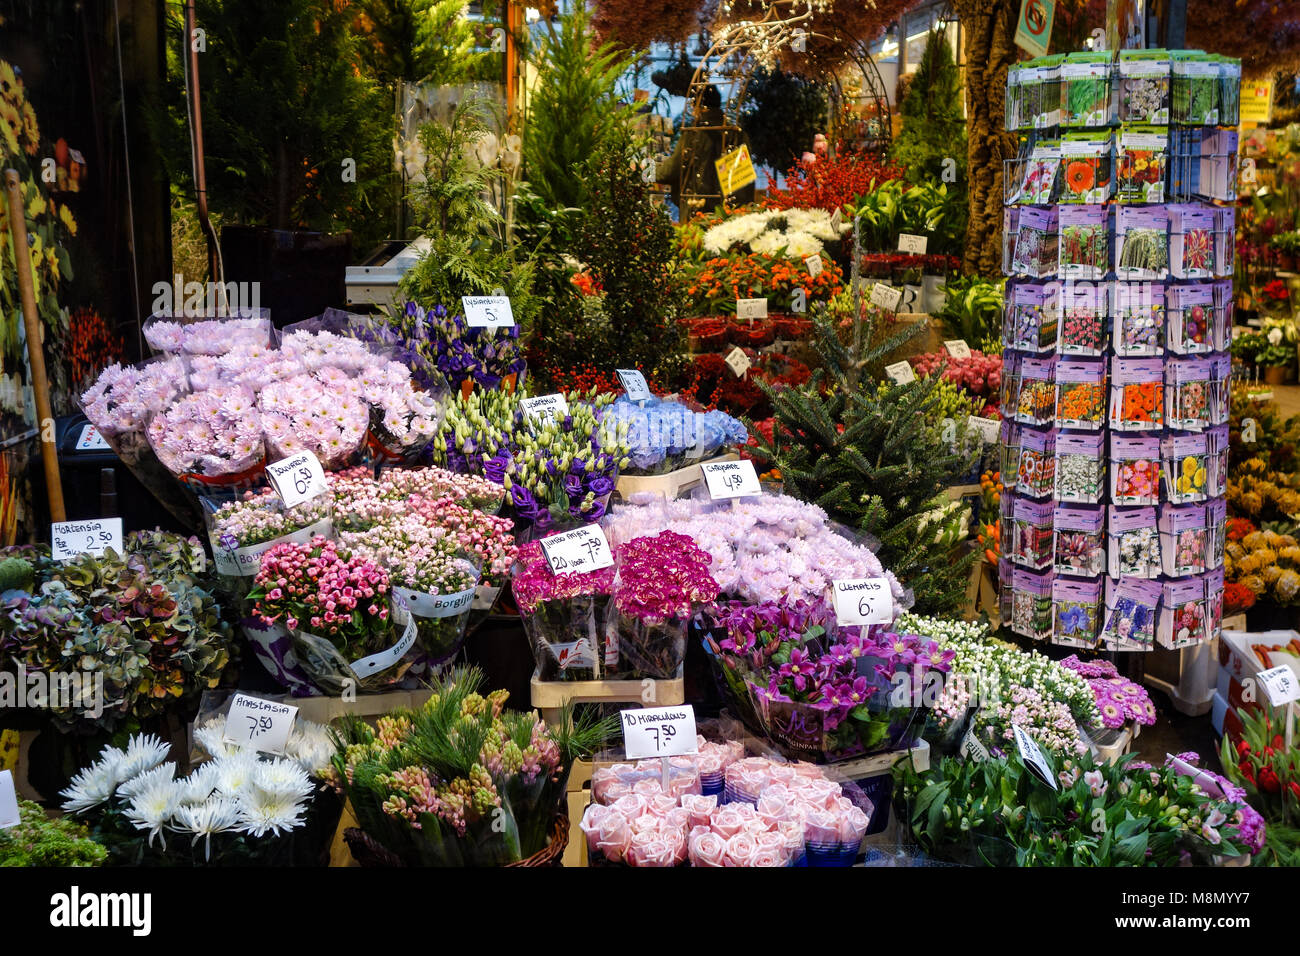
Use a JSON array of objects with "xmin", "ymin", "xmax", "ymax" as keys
[
  {"xmin": 222, "ymin": 693, "xmax": 298, "ymax": 755},
  {"xmin": 1258, "ymin": 665, "xmax": 1300, "ymax": 707},
  {"xmin": 616, "ymin": 369, "xmax": 652, "ymax": 403},
  {"xmin": 521, "ymin": 393, "xmax": 570, "ymax": 425},
  {"xmin": 51, "ymin": 518, "xmax": 123, "ymax": 562},
  {"xmin": 701, "ymin": 459, "xmax": 761, "ymax": 499},
  {"xmin": 620, "ymin": 706, "xmax": 698, "ymax": 759},
  {"xmin": 266, "ymin": 451, "xmax": 327, "ymax": 508},
  {"xmin": 539, "ymin": 525, "xmax": 614, "ymax": 575},
  {"xmin": 461, "ymin": 295, "xmax": 515, "ymax": 328},
  {"xmin": 831, "ymin": 578, "xmax": 894, "ymax": 626}
]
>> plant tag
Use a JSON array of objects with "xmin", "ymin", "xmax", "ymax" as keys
[
  {"xmin": 1013, "ymin": 724, "xmax": 1059, "ymax": 790},
  {"xmin": 51, "ymin": 518, "xmax": 123, "ymax": 561}
]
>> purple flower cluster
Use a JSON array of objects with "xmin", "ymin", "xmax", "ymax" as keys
[{"xmin": 1059, "ymin": 655, "xmax": 1157, "ymax": 729}]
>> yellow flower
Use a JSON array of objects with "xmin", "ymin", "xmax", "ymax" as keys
[
  {"xmin": 0, "ymin": 99, "xmax": 20, "ymax": 156},
  {"xmin": 58, "ymin": 203, "xmax": 77, "ymax": 236},
  {"xmin": 45, "ymin": 246, "xmax": 58, "ymax": 281},
  {"xmin": 1193, "ymin": 467, "xmax": 1206, "ymax": 487},
  {"xmin": 25, "ymin": 191, "xmax": 45, "ymax": 218},
  {"xmin": 0, "ymin": 61, "xmax": 17, "ymax": 98},
  {"xmin": 20, "ymin": 100, "xmax": 37, "ymax": 150},
  {"xmin": 1182, "ymin": 456, "xmax": 1198, "ymax": 477}
]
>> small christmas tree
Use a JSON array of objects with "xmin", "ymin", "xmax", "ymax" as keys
[{"xmin": 891, "ymin": 27, "xmax": 967, "ymax": 189}]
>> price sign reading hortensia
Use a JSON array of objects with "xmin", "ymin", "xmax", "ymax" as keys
[
  {"xmin": 266, "ymin": 450, "xmax": 328, "ymax": 509},
  {"xmin": 51, "ymin": 518, "xmax": 123, "ymax": 562},
  {"xmin": 539, "ymin": 525, "xmax": 614, "ymax": 576},
  {"xmin": 222, "ymin": 693, "xmax": 298, "ymax": 755},
  {"xmin": 620, "ymin": 705, "xmax": 698, "ymax": 760},
  {"xmin": 831, "ymin": 578, "xmax": 894, "ymax": 626},
  {"xmin": 701, "ymin": 459, "xmax": 761, "ymax": 499}
]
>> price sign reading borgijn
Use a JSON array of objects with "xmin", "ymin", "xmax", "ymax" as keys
[
  {"xmin": 701, "ymin": 459, "xmax": 761, "ymax": 499},
  {"xmin": 1013, "ymin": 724, "xmax": 1059, "ymax": 790},
  {"xmin": 1258, "ymin": 665, "xmax": 1300, "ymax": 707},
  {"xmin": 222, "ymin": 693, "xmax": 298, "ymax": 755},
  {"xmin": 539, "ymin": 525, "xmax": 614, "ymax": 575},
  {"xmin": 266, "ymin": 450, "xmax": 328, "ymax": 509},
  {"xmin": 620, "ymin": 706, "xmax": 699, "ymax": 760},
  {"xmin": 461, "ymin": 295, "xmax": 515, "ymax": 328},
  {"xmin": 831, "ymin": 578, "xmax": 894, "ymax": 626},
  {"xmin": 51, "ymin": 518, "xmax": 123, "ymax": 562}
]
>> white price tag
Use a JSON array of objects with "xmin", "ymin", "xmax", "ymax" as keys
[
  {"xmin": 0, "ymin": 770, "xmax": 18, "ymax": 829},
  {"xmin": 51, "ymin": 518, "xmax": 123, "ymax": 562},
  {"xmin": 898, "ymin": 233, "xmax": 929, "ymax": 254},
  {"xmin": 701, "ymin": 459, "xmax": 761, "ymax": 499},
  {"xmin": 620, "ymin": 705, "xmax": 699, "ymax": 760},
  {"xmin": 884, "ymin": 361, "xmax": 916, "ymax": 385},
  {"xmin": 831, "ymin": 578, "xmax": 894, "ymax": 626},
  {"xmin": 804, "ymin": 254, "xmax": 823, "ymax": 277},
  {"xmin": 1258, "ymin": 665, "xmax": 1300, "ymax": 707},
  {"xmin": 870, "ymin": 283, "xmax": 904, "ymax": 312},
  {"xmin": 266, "ymin": 451, "xmax": 328, "ymax": 509},
  {"xmin": 461, "ymin": 295, "xmax": 515, "ymax": 328},
  {"xmin": 1013, "ymin": 724, "xmax": 1059, "ymax": 790},
  {"xmin": 736, "ymin": 298, "xmax": 768, "ymax": 321},
  {"xmin": 616, "ymin": 369, "xmax": 652, "ymax": 403},
  {"xmin": 724, "ymin": 347, "xmax": 751, "ymax": 378},
  {"xmin": 960, "ymin": 727, "xmax": 990, "ymax": 763},
  {"xmin": 539, "ymin": 525, "xmax": 614, "ymax": 575},
  {"xmin": 351, "ymin": 608, "xmax": 419, "ymax": 678},
  {"xmin": 222, "ymin": 693, "xmax": 298, "ymax": 755},
  {"xmin": 968, "ymin": 415, "xmax": 1002, "ymax": 443},
  {"xmin": 944, "ymin": 339, "xmax": 972, "ymax": 359},
  {"xmin": 75, "ymin": 424, "xmax": 110, "ymax": 451},
  {"xmin": 521, "ymin": 393, "xmax": 570, "ymax": 424},
  {"xmin": 830, "ymin": 207, "xmax": 843, "ymax": 231}
]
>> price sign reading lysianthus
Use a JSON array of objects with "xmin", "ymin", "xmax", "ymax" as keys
[
  {"xmin": 736, "ymin": 297, "xmax": 768, "ymax": 321},
  {"xmin": 804, "ymin": 253, "xmax": 823, "ymax": 277},
  {"xmin": 701, "ymin": 459, "xmax": 761, "ymax": 499},
  {"xmin": 968, "ymin": 415, "xmax": 1002, "ymax": 444},
  {"xmin": 724, "ymin": 347, "xmax": 751, "ymax": 378},
  {"xmin": 539, "ymin": 525, "xmax": 614, "ymax": 575},
  {"xmin": 897, "ymin": 233, "xmax": 928, "ymax": 254},
  {"xmin": 1013, "ymin": 724, "xmax": 1058, "ymax": 790},
  {"xmin": 75, "ymin": 424, "xmax": 110, "ymax": 451},
  {"xmin": 884, "ymin": 361, "xmax": 916, "ymax": 385},
  {"xmin": 1258, "ymin": 665, "xmax": 1300, "ymax": 707},
  {"xmin": 944, "ymin": 339, "xmax": 972, "ymax": 359},
  {"xmin": 620, "ymin": 705, "xmax": 698, "ymax": 760},
  {"xmin": 0, "ymin": 770, "xmax": 18, "ymax": 829},
  {"xmin": 266, "ymin": 450, "xmax": 328, "ymax": 509},
  {"xmin": 222, "ymin": 693, "xmax": 297, "ymax": 756},
  {"xmin": 51, "ymin": 518, "xmax": 123, "ymax": 562},
  {"xmin": 521, "ymin": 393, "xmax": 569, "ymax": 424},
  {"xmin": 616, "ymin": 369, "xmax": 652, "ymax": 403},
  {"xmin": 869, "ymin": 283, "xmax": 904, "ymax": 313},
  {"xmin": 461, "ymin": 294, "xmax": 515, "ymax": 328},
  {"xmin": 831, "ymin": 578, "xmax": 893, "ymax": 626}
]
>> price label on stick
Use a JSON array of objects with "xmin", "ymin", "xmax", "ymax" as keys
[
  {"xmin": 960, "ymin": 727, "xmax": 990, "ymax": 763},
  {"xmin": 1013, "ymin": 724, "xmax": 1059, "ymax": 790},
  {"xmin": 520, "ymin": 393, "xmax": 570, "ymax": 424},
  {"xmin": 804, "ymin": 253, "xmax": 823, "ymax": 277},
  {"xmin": 620, "ymin": 705, "xmax": 699, "ymax": 760},
  {"xmin": 701, "ymin": 459, "xmax": 761, "ymax": 499},
  {"xmin": 539, "ymin": 525, "xmax": 614, "ymax": 576},
  {"xmin": 944, "ymin": 339, "xmax": 972, "ymax": 359},
  {"xmin": 968, "ymin": 415, "xmax": 1002, "ymax": 444},
  {"xmin": 870, "ymin": 282, "xmax": 904, "ymax": 313},
  {"xmin": 897, "ymin": 233, "xmax": 929, "ymax": 254},
  {"xmin": 616, "ymin": 369, "xmax": 652, "ymax": 403},
  {"xmin": 724, "ymin": 347, "xmax": 751, "ymax": 378},
  {"xmin": 884, "ymin": 361, "xmax": 916, "ymax": 385},
  {"xmin": 222, "ymin": 693, "xmax": 298, "ymax": 755},
  {"xmin": 266, "ymin": 450, "xmax": 328, "ymax": 509},
  {"xmin": 75, "ymin": 424, "xmax": 110, "ymax": 451},
  {"xmin": 831, "ymin": 578, "xmax": 894, "ymax": 626},
  {"xmin": 51, "ymin": 518, "xmax": 123, "ymax": 562},
  {"xmin": 736, "ymin": 298, "xmax": 767, "ymax": 321},
  {"xmin": 461, "ymin": 294, "xmax": 515, "ymax": 328},
  {"xmin": 1258, "ymin": 665, "xmax": 1300, "ymax": 707}
]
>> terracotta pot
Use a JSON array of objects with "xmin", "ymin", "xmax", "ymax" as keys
[{"xmin": 1263, "ymin": 364, "xmax": 1288, "ymax": 385}]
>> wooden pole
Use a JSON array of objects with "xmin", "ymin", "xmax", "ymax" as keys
[{"xmin": 4, "ymin": 168, "xmax": 67, "ymax": 523}]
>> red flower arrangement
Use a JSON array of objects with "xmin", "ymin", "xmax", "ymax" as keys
[
  {"xmin": 765, "ymin": 152, "xmax": 905, "ymax": 213},
  {"xmin": 571, "ymin": 271, "xmax": 602, "ymax": 297},
  {"xmin": 67, "ymin": 307, "xmax": 125, "ymax": 390},
  {"xmin": 1223, "ymin": 580, "xmax": 1258, "ymax": 615},
  {"xmin": 908, "ymin": 350, "xmax": 1003, "ymax": 400},
  {"xmin": 1226, "ymin": 517, "xmax": 1257, "ymax": 542},
  {"xmin": 860, "ymin": 252, "xmax": 962, "ymax": 276},
  {"xmin": 1262, "ymin": 279, "xmax": 1290, "ymax": 302}
]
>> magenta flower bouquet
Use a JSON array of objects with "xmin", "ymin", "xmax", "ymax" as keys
[
  {"xmin": 1059, "ymin": 655, "xmax": 1157, "ymax": 730},
  {"xmin": 512, "ymin": 539, "xmax": 617, "ymax": 681}
]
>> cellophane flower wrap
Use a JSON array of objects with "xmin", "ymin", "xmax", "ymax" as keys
[
  {"xmin": 203, "ymin": 488, "xmax": 334, "ymax": 598},
  {"xmin": 512, "ymin": 539, "xmax": 616, "ymax": 681},
  {"xmin": 375, "ymin": 300, "xmax": 527, "ymax": 392},
  {"xmin": 609, "ymin": 530, "xmax": 720, "ymax": 679},
  {"xmin": 247, "ymin": 535, "xmax": 406, "ymax": 695},
  {"xmin": 146, "ymin": 381, "xmax": 265, "ymax": 489},
  {"xmin": 600, "ymin": 396, "xmax": 747, "ymax": 474},
  {"xmin": 143, "ymin": 313, "xmax": 274, "ymax": 357}
]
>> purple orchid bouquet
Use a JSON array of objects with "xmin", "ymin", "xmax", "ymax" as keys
[{"xmin": 705, "ymin": 600, "xmax": 954, "ymax": 762}]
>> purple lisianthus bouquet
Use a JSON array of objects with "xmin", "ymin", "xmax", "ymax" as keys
[{"xmin": 374, "ymin": 301, "xmax": 527, "ymax": 391}]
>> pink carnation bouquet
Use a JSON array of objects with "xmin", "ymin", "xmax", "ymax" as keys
[{"xmin": 512, "ymin": 538, "xmax": 617, "ymax": 682}]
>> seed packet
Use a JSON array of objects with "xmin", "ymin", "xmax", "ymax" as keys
[
  {"xmin": 1054, "ymin": 505, "xmax": 1106, "ymax": 577},
  {"xmin": 1116, "ymin": 125, "xmax": 1167, "ymax": 203},
  {"xmin": 1015, "ymin": 356, "xmax": 1057, "ymax": 425},
  {"xmin": 1033, "ymin": 55, "xmax": 1066, "ymax": 129},
  {"xmin": 1108, "ymin": 505, "xmax": 1161, "ymax": 579},
  {"xmin": 1159, "ymin": 502, "xmax": 1208, "ymax": 577},
  {"xmin": 1055, "ymin": 359, "xmax": 1106, "ymax": 429},
  {"xmin": 1109, "ymin": 357, "xmax": 1165, "ymax": 430},
  {"xmin": 1004, "ymin": 281, "xmax": 1058, "ymax": 352},
  {"xmin": 1171, "ymin": 51, "xmax": 1221, "ymax": 125},
  {"xmin": 1055, "ymin": 431, "xmax": 1106, "ymax": 504},
  {"xmin": 1116, "ymin": 205, "xmax": 1169, "ymax": 279},
  {"xmin": 1011, "ymin": 567, "xmax": 1055, "ymax": 641},
  {"xmin": 1053, "ymin": 576, "xmax": 1103, "ymax": 649},
  {"xmin": 999, "ymin": 556, "xmax": 1014, "ymax": 624},
  {"xmin": 1058, "ymin": 205, "xmax": 1109, "ymax": 279},
  {"xmin": 1119, "ymin": 50, "xmax": 1171, "ymax": 124},
  {"xmin": 1166, "ymin": 284, "xmax": 1216, "ymax": 355},
  {"xmin": 1205, "ymin": 498, "xmax": 1226, "ymax": 570},
  {"xmin": 1158, "ymin": 576, "xmax": 1207, "ymax": 650},
  {"xmin": 1110, "ymin": 434, "xmax": 1162, "ymax": 505},
  {"xmin": 1016, "ymin": 427, "xmax": 1057, "ymax": 499},
  {"xmin": 1005, "ymin": 62, "xmax": 1027, "ymax": 131},
  {"xmin": 1058, "ymin": 280, "xmax": 1108, "ymax": 356},
  {"xmin": 1102, "ymin": 576, "xmax": 1161, "ymax": 652},
  {"xmin": 1217, "ymin": 57, "xmax": 1242, "ymax": 127},
  {"xmin": 1007, "ymin": 141, "xmax": 1060, "ymax": 204},
  {"xmin": 1204, "ymin": 566, "xmax": 1225, "ymax": 642},
  {"xmin": 1112, "ymin": 281, "xmax": 1165, "ymax": 356},
  {"xmin": 1169, "ymin": 128, "xmax": 1239, "ymax": 202},
  {"xmin": 1000, "ymin": 356, "xmax": 1023, "ymax": 427},
  {"xmin": 1212, "ymin": 208, "xmax": 1235, "ymax": 277},
  {"xmin": 1001, "ymin": 418, "xmax": 1023, "ymax": 493},
  {"xmin": 1162, "ymin": 432, "xmax": 1210, "ymax": 503},
  {"xmin": 1062, "ymin": 51, "xmax": 1116, "ymax": 127},
  {"xmin": 1165, "ymin": 357, "xmax": 1212, "ymax": 430},
  {"xmin": 1211, "ymin": 282, "xmax": 1233, "ymax": 350},
  {"xmin": 1205, "ymin": 423, "xmax": 1230, "ymax": 495},
  {"xmin": 1168, "ymin": 203, "xmax": 1216, "ymax": 278},
  {"xmin": 1008, "ymin": 205, "xmax": 1060, "ymax": 277},
  {"xmin": 1060, "ymin": 132, "xmax": 1114, "ymax": 204},
  {"xmin": 1012, "ymin": 496, "xmax": 1055, "ymax": 570}
]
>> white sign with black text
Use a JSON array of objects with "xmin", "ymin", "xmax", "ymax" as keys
[
  {"xmin": 1013, "ymin": 724, "xmax": 1059, "ymax": 790},
  {"xmin": 701, "ymin": 459, "xmax": 761, "ymax": 499},
  {"xmin": 724, "ymin": 347, "xmax": 751, "ymax": 378},
  {"xmin": 616, "ymin": 369, "xmax": 652, "ymax": 403},
  {"xmin": 884, "ymin": 361, "xmax": 916, "ymax": 385},
  {"xmin": 521, "ymin": 393, "xmax": 570, "ymax": 425},
  {"xmin": 944, "ymin": 339, "xmax": 972, "ymax": 359},
  {"xmin": 620, "ymin": 706, "xmax": 698, "ymax": 760},
  {"xmin": 1258, "ymin": 665, "xmax": 1300, "ymax": 707},
  {"xmin": 461, "ymin": 295, "xmax": 515, "ymax": 328},
  {"xmin": 51, "ymin": 518, "xmax": 123, "ymax": 562},
  {"xmin": 870, "ymin": 283, "xmax": 904, "ymax": 313},
  {"xmin": 831, "ymin": 578, "xmax": 894, "ymax": 626},
  {"xmin": 266, "ymin": 450, "xmax": 328, "ymax": 509},
  {"xmin": 222, "ymin": 693, "xmax": 298, "ymax": 755},
  {"xmin": 898, "ymin": 233, "xmax": 929, "ymax": 254},
  {"xmin": 539, "ymin": 525, "xmax": 614, "ymax": 575},
  {"xmin": 736, "ymin": 298, "xmax": 768, "ymax": 321}
]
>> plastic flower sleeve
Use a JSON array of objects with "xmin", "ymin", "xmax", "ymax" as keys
[
  {"xmin": 146, "ymin": 379, "xmax": 267, "ymax": 497},
  {"xmin": 1052, "ymin": 576, "xmax": 1102, "ymax": 650},
  {"xmin": 203, "ymin": 488, "xmax": 334, "ymax": 598},
  {"xmin": 1101, "ymin": 576, "xmax": 1160, "ymax": 652},
  {"xmin": 142, "ymin": 309, "xmax": 275, "ymax": 357},
  {"xmin": 1107, "ymin": 505, "xmax": 1161, "ymax": 579},
  {"xmin": 511, "ymin": 538, "xmax": 616, "ymax": 681}
]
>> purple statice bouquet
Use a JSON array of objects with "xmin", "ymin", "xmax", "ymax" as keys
[{"xmin": 1059, "ymin": 654, "xmax": 1157, "ymax": 730}]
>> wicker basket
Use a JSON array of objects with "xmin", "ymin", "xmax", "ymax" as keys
[{"xmin": 343, "ymin": 813, "xmax": 570, "ymax": 867}]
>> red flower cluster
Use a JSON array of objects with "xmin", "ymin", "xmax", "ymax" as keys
[
  {"xmin": 861, "ymin": 252, "xmax": 962, "ymax": 275},
  {"xmin": 1262, "ymin": 279, "xmax": 1290, "ymax": 301},
  {"xmin": 1222, "ymin": 580, "xmax": 1257, "ymax": 615},
  {"xmin": 909, "ymin": 350, "xmax": 1003, "ymax": 399},
  {"xmin": 765, "ymin": 152, "xmax": 905, "ymax": 213},
  {"xmin": 67, "ymin": 307, "xmax": 124, "ymax": 390},
  {"xmin": 1226, "ymin": 517, "xmax": 1257, "ymax": 541}
]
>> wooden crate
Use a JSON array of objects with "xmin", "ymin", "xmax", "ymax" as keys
[{"xmin": 529, "ymin": 670, "xmax": 685, "ymax": 728}]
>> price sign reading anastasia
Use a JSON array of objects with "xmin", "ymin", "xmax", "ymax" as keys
[
  {"xmin": 75, "ymin": 424, "xmax": 110, "ymax": 451},
  {"xmin": 539, "ymin": 525, "xmax": 614, "ymax": 576},
  {"xmin": 1013, "ymin": 724, "xmax": 1059, "ymax": 790},
  {"xmin": 620, "ymin": 706, "xmax": 698, "ymax": 760},
  {"xmin": 266, "ymin": 450, "xmax": 328, "ymax": 509},
  {"xmin": 724, "ymin": 347, "xmax": 751, "ymax": 378},
  {"xmin": 616, "ymin": 369, "xmax": 652, "ymax": 403},
  {"xmin": 831, "ymin": 578, "xmax": 894, "ymax": 626},
  {"xmin": 51, "ymin": 518, "xmax": 123, "ymax": 562},
  {"xmin": 944, "ymin": 339, "xmax": 972, "ymax": 359},
  {"xmin": 1258, "ymin": 665, "xmax": 1300, "ymax": 707},
  {"xmin": 804, "ymin": 254, "xmax": 823, "ymax": 277},
  {"xmin": 736, "ymin": 298, "xmax": 768, "ymax": 321},
  {"xmin": 0, "ymin": 770, "xmax": 18, "ymax": 830},
  {"xmin": 884, "ymin": 361, "xmax": 916, "ymax": 385},
  {"xmin": 222, "ymin": 693, "xmax": 298, "ymax": 755},
  {"xmin": 897, "ymin": 233, "xmax": 929, "ymax": 254},
  {"xmin": 461, "ymin": 295, "xmax": 515, "ymax": 328},
  {"xmin": 521, "ymin": 393, "xmax": 570, "ymax": 424},
  {"xmin": 701, "ymin": 459, "xmax": 761, "ymax": 499},
  {"xmin": 869, "ymin": 283, "xmax": 904, "ymax": 313}
]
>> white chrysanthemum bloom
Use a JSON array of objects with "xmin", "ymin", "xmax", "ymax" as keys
[
  {"xmin": 211, "ymin": 751, "xmax": 260, "ymax": 796},
  {"xmin": 176, "ymin": 762, "xmax": 220, "ymax": 805},
  {"xmin": 174, "ymin": 796, "xmax": 243, "ymax": 861},
  {"xmin": 60, "ymin": 763, "xmax": 120, "ymax": 813},
  {"xmin": 252, "ymin": 759, "xmax": 314, "ymax": 801},
  {"xmin": 125, "ymin": 776, "xmax": 183, "ymax": 847},
  {"xmin": 285, "ymin": 722, "xmax": 334, "ymax": 777},
  {"xmin": 117, "ymin": 762, "xmax": 178, "ymax": 801},
  {"xmin": 193, "ymin": 717, "xmax": 238, "ymax": 760},
  {"xmin": 238, "ymin": 790, "xmax": 308, "ymax": 838},
  {"xmin": 116, "ymin": 734, "xmax": 172, "ymax": 781},
  {"xmin": 89, "ymin": 745, "xmax": 127, "ymax": 784}
]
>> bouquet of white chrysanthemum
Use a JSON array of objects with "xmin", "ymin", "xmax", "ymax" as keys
[{"xmin": 60, "ymin": 724, "xmax": 339, "ymax": 866}]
